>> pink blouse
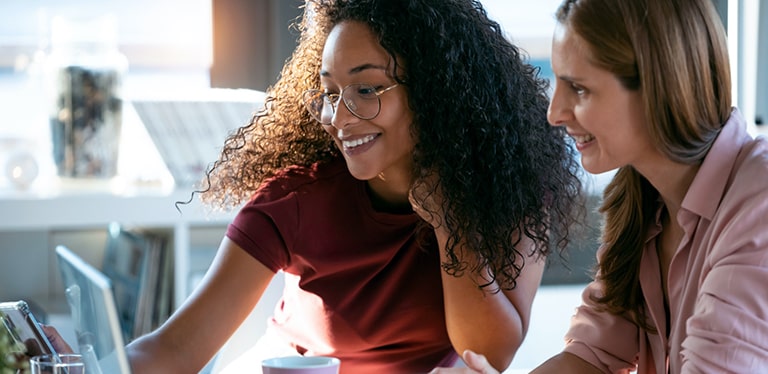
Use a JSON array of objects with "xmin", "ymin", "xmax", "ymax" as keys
[{"xmin": 563, "ymin": 109, "xmax": 768, "ymax": 373}]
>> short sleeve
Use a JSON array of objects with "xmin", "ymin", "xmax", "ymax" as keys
[{"xmin": 226, "ymin": 186, "xmax": 301, "ymax": 273}]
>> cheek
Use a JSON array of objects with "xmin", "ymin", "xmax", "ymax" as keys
[
  {"xmin": 572, "ymin": 104, "xmax": 594, "ymax": 128},
  {"xmin": 321, "ymin": 125, "xmax": 343, "ymax": 150},
  {"xmin": 573, "ymin": 101, "xmax": 613, "ymax": 135},
  {"xmin": 383, "ymin": 99, "xmax": 416, "ymax": 142},
  {"xmin": 393, "ymin": 114, "xmax": 416, "ymax": 148},
  {"xmin": 322, "ymin": 124, "xmax": 337, "ymax": 138}
]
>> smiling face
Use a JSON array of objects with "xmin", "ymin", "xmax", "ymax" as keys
[
  {"xmin": 319, "ymin": 20, "xmax": 415, "ymax": 185},
  {"xmin": 547, "ymin": 23, "xmax": 657, "ymax": 175}
]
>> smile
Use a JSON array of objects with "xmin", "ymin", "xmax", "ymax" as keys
[
  {"xmin": 572, "ymin": 134, "xmax": 595, "ymax": 144},
  {"xmin": 342, "ymin": 134, "xmax": 378, "ymax": 149}
]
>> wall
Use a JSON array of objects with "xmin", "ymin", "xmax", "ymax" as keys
[
  {"xmin": 210, "ymin": 0, "xmax": 304, "ymax": 91},
  {"xmin": 757, "ymin": 1, "xmax": 768, "ymax": 125}
]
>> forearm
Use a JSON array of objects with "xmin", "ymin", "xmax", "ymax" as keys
[
  {"xmin": 125, "ymin": 240, "xmax": 273, "ymax": 373},
  {"xmin": 125, "ymin": 322, "xmax": 223, "ymax": 374},
  {"xmin": 440, "ymin": 268, "xmax": 524, "ymax": 370},
  {"xmin": 531, "ymin": 352, "xmax": 603, "ymax": 374},
  {"xmin": 126, "ymin": 330, "xmax": 198, "ymax": 374},
  {"xmin": 436, "ymin": 229, "xmax": 543, "ymax": 371}
]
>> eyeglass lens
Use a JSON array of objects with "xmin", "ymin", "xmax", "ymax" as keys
[{"xmin": 303, "ymin": 84, "xmax": 383, "ymax": 124}]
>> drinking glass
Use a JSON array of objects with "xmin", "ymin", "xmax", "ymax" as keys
[{"xmin": 30, "ymin": 353, "xmax": 86, "ymax": 374}]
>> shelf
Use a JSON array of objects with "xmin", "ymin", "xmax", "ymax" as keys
[
  {"xmin": 0, "ymin": 188, "xmax": 234, "ymax": 231},
  {"xmin": 0, "ymin": 187, "xmax": 237, "ymax": 312}
]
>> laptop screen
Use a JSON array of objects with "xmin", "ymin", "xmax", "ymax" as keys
[{"xmin": 55, "ymin": 245, "xmax": 132, "ymax": 374}]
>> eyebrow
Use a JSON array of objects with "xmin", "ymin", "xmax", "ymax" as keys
[
  {"xmin": 555, "ymin": 74, "xmax": 586, "ymax": 85},
  {"xmin": 320, "ymin": 62, "xmax": 389, "ymax": 77}
]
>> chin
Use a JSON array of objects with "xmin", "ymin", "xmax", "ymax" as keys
[
  {"xmin": 344, "ymin": 164, "xmax": 378, "ymax": 181},
  {"xmin": 581, "ymin": 160, "xmax": 612, "ymax": 175}
]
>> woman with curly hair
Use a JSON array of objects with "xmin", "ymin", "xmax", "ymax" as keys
[{"xmin": 45, "ymin": 0, "xmax": 583, "ymax": 373}]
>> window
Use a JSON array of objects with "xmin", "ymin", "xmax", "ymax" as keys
[
  {"xmin": 483, "ymin": 0, "xmax": 767, "ymax": 134},
  {"xmin": 0, "ymin": 0, "xmax": 211, "ymax": 70},
  {"xmin": 481, "ymin": 0, "xmax": 561, "ymax": 85}
]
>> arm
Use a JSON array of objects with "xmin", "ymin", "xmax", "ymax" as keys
[
  {"xmin": 126, "ymin": 237, "xmax": 276, "ymax": 374},
  {"xmin": 679, "ymin": 199, "xmax": 768, "ymax": 371},
  {"xmin": 409, "ymin": 179, "xmax": 544, "ymax": 371},
  {"xmin": 436, "ymin": 227, "xmax": 544, "ymax": 372},
  {"xmin": 429, "ymin": 350, "xmax": 604, "ymax": 374},
  {"xmin": 531, "ymin": 352, "xmax": 604, "ymax": 373}
]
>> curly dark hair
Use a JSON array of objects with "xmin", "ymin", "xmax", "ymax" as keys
[{"xmin": 196, "ymin": 0, "xmax": 584, "ymax": 291}]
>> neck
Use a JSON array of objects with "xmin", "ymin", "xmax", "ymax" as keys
[
  {"xmin": 366, "ymin": 172, "xmax": 412, "ymax": 213},
  {"xmin": 637, "ymin": 157, "xmax": 700, "ymax": 215}
]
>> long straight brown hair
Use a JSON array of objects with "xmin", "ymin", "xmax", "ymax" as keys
[{"xmin": 556, "ymin": 0, "xmax": 732, "ymax": 329}]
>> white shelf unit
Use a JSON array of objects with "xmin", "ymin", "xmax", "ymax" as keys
[{"xmin": 0, "ymin": 188, "xmax": 235, "ymax": 313}]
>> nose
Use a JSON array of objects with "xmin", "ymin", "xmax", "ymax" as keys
[
  {"xmin": 329, "ymin": 97, "xmax": 360, "ymax": 129},
  {"xmin": 547, "ymin": 83, "xmax": 571, "ymax": 127}
]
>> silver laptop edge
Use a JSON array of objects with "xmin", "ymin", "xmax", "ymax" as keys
[{"xmin": 55, "ymin": 245, "xmax": 132, "ymax": 374}]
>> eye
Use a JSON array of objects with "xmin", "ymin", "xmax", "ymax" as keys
[
  {"xmin": 570, "ymin": 83, "xmax": 586, "ymax": 96},
  {"xmin": 355, "ymin": 85, "xmax": 377, "ymax": 98}
]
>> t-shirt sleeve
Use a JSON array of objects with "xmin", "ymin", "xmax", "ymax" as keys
[{"xmin": 226, "ymin": 187, "xmax": 299, "ymax": 273}]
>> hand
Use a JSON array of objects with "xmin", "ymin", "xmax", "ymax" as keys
[
  {"xmin": 429, "ymin": 350, "xmax": 501, "ymax": 374},
  {"xmin": 408, "ymin": 173, "xmax": 445, "ymax": 229},
  {"xmin": 40, "ymin": 325, "xmax": 74, "ymax": 354}
]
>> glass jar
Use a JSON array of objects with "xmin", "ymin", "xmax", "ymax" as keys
[{"xmin": 46, "ymin": 14, "xmax": 128, "ymax": 179}]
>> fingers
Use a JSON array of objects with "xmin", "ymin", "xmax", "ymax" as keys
[
  {"xmin": 408, "ymin": 175, "xmax": 445, "ymax": 229},
  {"xmin": 427, "ymin": 350, "xmax": 498, "ymax": 374},
  {"xmin": 24, "ymin": 338, "xmax": 45, "ymax": 357},
  {"xmin": 462, "ymin": 350, "xmax": 499, "ymax": 374},
  {"xmin": 428, "ymin": 368, "xmax": 478, "ymax": 374},
  {"xmin": 40, "ymin": 324, "xmax": 75, "ymax": 354}
]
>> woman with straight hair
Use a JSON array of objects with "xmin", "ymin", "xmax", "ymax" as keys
[{"xmin": 432, "ymin": 0, "xmax": 768, "ymax": 372}]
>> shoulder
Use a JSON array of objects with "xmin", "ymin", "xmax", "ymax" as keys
[
  {"xmin": 251, "ymin": 158, "xmax": 351, "ymax": 203},
  {"xmin": 708, "ymin": 136, "xmax": 768, "ymax": 257},
  {"xmin": 718, "ymin": 110, "xmax": 768, "ymax": 194},
  {"xmin": 733, "ymin": 135, "xmax": 768, "ymax": 178},
  {"xmin": 724, "ymin": 136, "xmax": 768, "ymax": 204}
]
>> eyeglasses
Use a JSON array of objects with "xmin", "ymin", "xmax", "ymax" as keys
[{"xmin": 302, "ymin": 83, "xmax": 399, "ymax": 125}]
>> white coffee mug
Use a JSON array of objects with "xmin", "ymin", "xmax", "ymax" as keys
[{"xmin": 261, "ymin": 356, "xmax": 340, "ymax": 374}]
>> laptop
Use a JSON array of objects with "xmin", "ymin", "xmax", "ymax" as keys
[{"xmin": 55, "ymin": 245, "xmax": 133, "ymax": 374}]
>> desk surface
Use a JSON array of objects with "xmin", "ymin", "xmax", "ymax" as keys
[{"xmin": 213, "ymin": 283, "xmax": 587, "ymax": 373}]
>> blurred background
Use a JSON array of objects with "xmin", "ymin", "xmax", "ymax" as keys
[
  {"xmin": 0, "ymin": 0, "xmax": 764, "ymax": 194},
  {"xmin": 0, "ymin": 1, "xmax": 765, "ymax": 372}
]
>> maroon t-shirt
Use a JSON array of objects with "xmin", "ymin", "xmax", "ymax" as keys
[{"xmin": 226, "ymin": 158, "xmax": 458, "ymax": 373}]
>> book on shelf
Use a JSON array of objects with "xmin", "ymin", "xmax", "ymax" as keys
[
  {"xmin": 102, "ymin": 222, "xmax": 173, "ymax": 342},
  {"xmin": 130, "ymin": 88, "xmax": 266, "ymax": 189}
]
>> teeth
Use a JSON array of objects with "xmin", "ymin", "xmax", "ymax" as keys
[
  {"xmin": 573, "ymin": 134, "xmax": 595, "ymax": 143},
  {"xmin": 342, "ymin": 134, "xmax": 377, "ymax": 148}
]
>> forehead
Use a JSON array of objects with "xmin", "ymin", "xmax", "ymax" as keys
[
  {"xmin": 551, "ymin": 24, "xmax": 592, "ymax": 74},
  {"xmin": 321, "ymin": 20, "xmax": 391, "ymax": 77},
  {"xmin": 551, "ymin": 23, "xmax": 618, "ymax": 86}
]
